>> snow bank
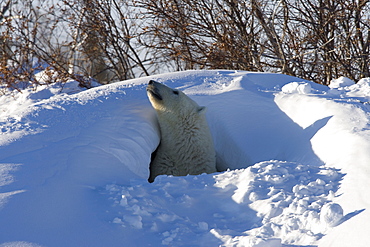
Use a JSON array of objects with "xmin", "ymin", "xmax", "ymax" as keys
[
  {"xmin": 0, "ymin": 70, "xmax": 369, "ymax": 246},
  {"xmin": 276, "ymin": 83, "xmax": 370, "ymax": 247}
]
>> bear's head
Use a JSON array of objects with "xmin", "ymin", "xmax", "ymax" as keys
[{"xmin": 146, "ymin": 80, "xmax": 205, "ymax": 118}]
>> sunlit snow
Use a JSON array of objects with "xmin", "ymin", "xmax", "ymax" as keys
[{"xmin": 0, "ymin": 70, "xmax": 369, "ymax": 247}]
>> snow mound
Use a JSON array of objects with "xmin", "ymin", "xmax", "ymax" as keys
[
  {"xmin": 0, "ymin": 79, "xmax": 99, "ymax": 145},
  {"xmin": 343, "ymin": 77, "xmax": 370, "ymax": 99}
]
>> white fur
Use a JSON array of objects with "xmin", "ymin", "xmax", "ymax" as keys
[{"xmin": 147, "ymin": 81, "xmax": 216, "ymax": 182}]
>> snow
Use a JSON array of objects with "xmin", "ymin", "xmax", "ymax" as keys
[
  {"xmin": 328, "ymin": 76, "xmax": 355, "ymax": 89},
  {"xmin": 0, "ymin": 70, "xmax": 369, "ymax": 246},
  {"xmin": 281, "ymin": 81, "xmax": 312, "ymax": 94}
]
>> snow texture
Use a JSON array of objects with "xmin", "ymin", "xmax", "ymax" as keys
[{"xmin": 0, "ymin": 70, "xmax": 369, "ymax": 246}]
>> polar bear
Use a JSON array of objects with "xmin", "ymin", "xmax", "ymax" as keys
[{"xmin": 147, "ymin": 80, "xmax": 216, "ymax": 182}]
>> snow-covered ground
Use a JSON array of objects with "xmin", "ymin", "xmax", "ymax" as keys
[{"xmin": 0, "ymin": 70, "xmax": 369, "ymax": 247}]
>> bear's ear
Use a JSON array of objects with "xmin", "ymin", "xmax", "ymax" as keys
[{"xmin": 197, "ymin": 106, "xmax": 206, "ymax": 114}]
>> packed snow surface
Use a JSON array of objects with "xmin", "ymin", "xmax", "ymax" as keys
[{"xmin": 0, "ymin": 71, "xmax": 369, "ymax": 246}]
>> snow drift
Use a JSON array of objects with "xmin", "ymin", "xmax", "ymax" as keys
[{"xmin": 0, "ymin": 70, "xmax": 369, "ymax": 246}]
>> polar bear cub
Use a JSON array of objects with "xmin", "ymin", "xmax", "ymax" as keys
[{"xmin": 147, "ymin": 80, "xmax": 216, "ymax": 182}]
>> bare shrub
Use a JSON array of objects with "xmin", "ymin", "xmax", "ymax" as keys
[{"xmin": 138, "ymin": 0, "xmax": 370, "ymax": 85}]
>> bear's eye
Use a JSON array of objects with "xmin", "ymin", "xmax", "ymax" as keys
[{"xmin": 173, "ymin": 90, "xmax": 179, "ymax": 95}]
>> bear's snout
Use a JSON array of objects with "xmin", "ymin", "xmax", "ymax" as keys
[{"xmin": 147, "ymin": 80, "xmax": 163, "ymax": 101}]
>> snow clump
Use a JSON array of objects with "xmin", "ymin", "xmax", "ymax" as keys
[
  {"xmin": 328, "ymin": 76, "xmax": 355, "ymax": 89},
  {"xmin": 281, "ymin": 81, "xmax": 312, "ymax": 94}
]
